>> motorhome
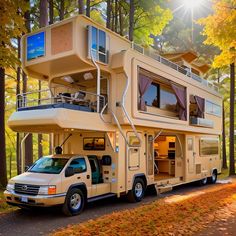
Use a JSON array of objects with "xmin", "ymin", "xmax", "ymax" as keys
[{"xmin": 4, "ymin": 15, "xmax": 222, "ymax": 216}]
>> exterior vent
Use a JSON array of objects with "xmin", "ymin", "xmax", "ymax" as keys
[{"xmin": 196, "ymin": 164, "xmax": 201, "ymax": 174}]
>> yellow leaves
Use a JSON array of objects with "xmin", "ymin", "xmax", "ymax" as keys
[
  {"xmin": 0, "ymin": 0, "xmax": 28, "ymax": 68},
  {"xmin": 198, "ymin": 0, "xmax": 236, "ymax": 67}
]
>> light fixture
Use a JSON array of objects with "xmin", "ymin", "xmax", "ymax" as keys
[
  {"xmin": 83, "ymin": 72, "xmax": 94, "ymax": 80},
  {"xmin": 61, "ymin": 75, "xmax": 74, "ymax": 83}
]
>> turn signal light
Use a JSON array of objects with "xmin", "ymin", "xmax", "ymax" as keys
[{"xmin": 48, "ymin": 186, "xmax": 56, "ymax": 195}]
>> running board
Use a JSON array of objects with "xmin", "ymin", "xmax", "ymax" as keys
[{"xmin": 87, "ymin": 193, "xmax": 116, "ymax": 203}]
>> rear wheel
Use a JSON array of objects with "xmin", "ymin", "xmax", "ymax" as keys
[
  {"xmin": 209, "ymin": 170, "xmax": 217, "ymax": 184},
  {"xmin": 199, "ymin": 177, "xmax": 208, "ymax": 186},
  {"xmin": 127, "ymin": 178, "xmax": 145, "ymax": 203},
  {"xmin": 62, "ymin": 188, "xmax": 85, "ymax": 216}
]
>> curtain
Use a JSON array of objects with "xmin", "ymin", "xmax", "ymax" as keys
[
  {"xmin": 171, "ymin": 83, "xmax": 187, "ymax": 121},
  {"xmin": 138, "ymin": 74, "xmax": 152, "ymax": 111},
  {"xmin": 195, "ymin": 95, "xmax": 205, "ymax": 118}
]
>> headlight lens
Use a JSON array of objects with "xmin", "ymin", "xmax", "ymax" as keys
[
  {"xmin": 6, "ymin": 183, "xmax": 14, "ymax": 192},
  {"xmin": 38, "ymin": 185, "xmax": 56, "ymax": 195}
]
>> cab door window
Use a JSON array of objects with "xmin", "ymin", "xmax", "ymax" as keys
[{"xmin": 69, "ymin": 158, "xmax": 87, "ymax": 173}]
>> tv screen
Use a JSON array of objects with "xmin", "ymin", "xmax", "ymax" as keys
[{"xmin": 27, "ymin": 31, "xmax": 45, "ymax": 61}]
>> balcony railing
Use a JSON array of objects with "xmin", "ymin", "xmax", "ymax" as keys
[
  {"xmin": 17, "ymin": 89, "xmax": 106, "ymax": 113},
  {"xmin": 131, "ymin": 43, "xmax": 219, "ymax": 93}
]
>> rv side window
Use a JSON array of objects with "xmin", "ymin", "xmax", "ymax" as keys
[
  {"xmin": 205, "ymin": 100, "xmax": 222, "ymax": 117},
  {"xmin": 88, "ymin": 26, "xmax": 109, "ymax": 64},
  {"xmin": 199, "ymin": 138, "xmax": 219, "ymax": 156}
]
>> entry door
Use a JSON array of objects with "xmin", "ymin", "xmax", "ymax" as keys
[
  {"xmin": 127, "ymin": 132, "xmax": 141, "ymax": 170},
  {"xmin": 146, "ymin": 134, "xmax": 154, "ymax": 184},
  {"xmin": 186, "ymin": 136, "xmax": 195, "ymax": 174}
]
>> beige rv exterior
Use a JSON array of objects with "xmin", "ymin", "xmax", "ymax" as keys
[{"xmin": 5, "ymin": 15, "xmax": 222, "ymax": 214}]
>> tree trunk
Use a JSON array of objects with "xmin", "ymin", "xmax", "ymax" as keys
[
  {"xmin": 86, "ymin": 0, "xmax": 90, "ymax": 17},
  {"xmin": 106, "ymin": 0, "xmax": 111, "ymax": 29},
  {"xmin": 22, "ymin": 72, "xmax": 33, "ymax": 166},
  {"xmin": 119, "ymin": 1, "xmax": 123, "ymax": 36},
  {"xmin": 229, "ymin": 62, "xmax": 235, "ymax": 175},
  {"xmin": 39, "ymin": 0, "xmax": 48, "ymax": 27},
  {"xmin": 222, "ymin": 101, "xmax": 227, "ymax": 169},
  {"xmin": 114, "ymin": 0, "xmax": 118, "ymax": 33},
  {"xmin": 129, "ymin": 0, "xmax": 134, "ymax": 41},
  {"xmin": 0, "ymin": 67, "xmax": 7, "ymax": 187},
  {"xmin": 49, "ymin": 0, "xmax": 54, "ymax": 25},
  {"xmin": 79, "ymin": 0, "xmax": 84, "ymax": 14},
  {"xmin": 16, "ymin": 37, "xmax": 21, "ymax": 175},
  {"xmin": 38, "ymin": 81, "xmax": 43, "ymax": 157},
  {"xmin": 59, "ymin": 0, "xmax": 64, "ymax": 21},
  {"xmin": 23, "ymin": 1, "xmax": 34, "ymax": 168}
]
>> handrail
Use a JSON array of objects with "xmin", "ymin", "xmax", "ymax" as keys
[
  {"xmin": 131, "ymin": 43, "xmax": 219, "ymax": 93},
  {"xmin": 120, "ymin": 73, "xmax": 142, "ymax": 146},
  {"xmin": 110, "ymin": 110, "xmax": 130, "ymax": 146},
  {"xmin": 90, "ymin": 48, "xmax": 101, "ymax": 113},
  {"xmin": 17, "ymin": 88, "xmax": 105, "ymax": 112},
  {"xmin": 21, "ymin": 133, "xmax": 30, "ymax": 173}
]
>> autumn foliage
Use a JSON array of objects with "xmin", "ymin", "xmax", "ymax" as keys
[{"xmin": 53, "ymin": 183, "xmax": 236, "ymax": 236}]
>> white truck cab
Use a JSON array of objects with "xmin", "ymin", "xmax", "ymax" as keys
[{"xmin": 4, "ymin": 154, "xmax": 116, "ymax": 216}]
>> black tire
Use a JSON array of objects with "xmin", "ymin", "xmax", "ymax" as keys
[
  {"xmin": 127, "ymin": 178, "xmax": 145, "ymax": 203},
  {"xmin": 209, "ymin": 170, "xmax": 217, "ymax": 184},
  {"xmin": 62, "ymin": 188, "xmax": 85, "ymax": 216},
  {"xmin": 199, "ymin": 177, "xmax": 208, "ymax": 186}
]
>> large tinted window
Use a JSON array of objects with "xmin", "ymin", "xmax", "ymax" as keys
[
  {"xmin": 160, "ymin": 86, "xmax": 177, "ymax": 112},
  {"xmin": 29, "ymin": 157, "xmax": 68, "ymax": 174},
  {"xmin": 69, "ymin": 158, "xmax": 87, "ymax": 173},
  {"xmin": 143, "ymin": 83, "xmax": 159, "ymax": 107},
  {"xmin": 200, "ymin": 138, "xmax": 219, "ymax": 156}
]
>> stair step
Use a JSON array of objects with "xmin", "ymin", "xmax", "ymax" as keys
[{"xmin": 156, "ymin": 184, "xmax": 173, "ymax": 194}]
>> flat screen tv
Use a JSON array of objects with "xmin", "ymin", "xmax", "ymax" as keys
[{"xmin": 27, "ymin": 31, "xmax": 45, "ymax": 61}]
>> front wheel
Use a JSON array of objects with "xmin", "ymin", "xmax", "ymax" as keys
[
  {"xmin": 62, "ymin": 188, "xmax": 85, "ymax": 216},
  {"xmin": 127, "ymin": 178, "xmax": 145, "ymax": 203}
]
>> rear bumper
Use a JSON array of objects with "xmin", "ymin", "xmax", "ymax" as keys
[{"xmin": 4, "ymin": 190, "xmax": 66, "ymax": 207}]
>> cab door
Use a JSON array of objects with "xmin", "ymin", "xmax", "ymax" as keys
[{"xmin": 63, "ymin": 157, "xmax": 92, "ymax": 198}]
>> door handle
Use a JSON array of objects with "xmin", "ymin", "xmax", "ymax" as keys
[
  {"xmin": 87, "ymin": 175, "xmax": 90, "ymax": 179},
  {"xmin": 77, "ymin": 176, "xmax": 81, "ymax": 179}
]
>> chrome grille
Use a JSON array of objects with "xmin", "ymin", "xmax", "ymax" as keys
[{"xmin": 15, "ymin": 183, "xmax": 40, "ymax": 196}]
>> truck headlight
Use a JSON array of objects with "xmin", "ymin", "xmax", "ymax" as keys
[
  {"xmin": 6, "ymin": 183, "xmax": 14, "ymax": 192},
  {"xmin": 38, "ymin": 185, "xmax": 56, "ymax": 195}
]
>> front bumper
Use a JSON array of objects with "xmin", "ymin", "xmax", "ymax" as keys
[{"xmin": 4, "ymin": 190, "xmax": 66, "ymax": 207}]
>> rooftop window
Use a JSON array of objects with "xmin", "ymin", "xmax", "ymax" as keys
[{"xmin": 88, "ymin": 26, "xmax": 109, "ymax": 64}]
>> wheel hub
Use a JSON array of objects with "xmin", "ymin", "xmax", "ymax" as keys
[
  {"xmin": 70, "ymin": 193, "xmax": 81, "ymax": 210},
  {"xmin": 135, "ymin": 182, "xmax": 143, "ymax": 198}
]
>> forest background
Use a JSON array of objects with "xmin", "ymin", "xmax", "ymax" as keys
[{"xmin": 0, "ymin": 0, "xmax": 235, "ymax": 187}]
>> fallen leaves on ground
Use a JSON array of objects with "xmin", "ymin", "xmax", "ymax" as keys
[{"xmin": 53, "ymin": 183, "xmax": 236, "ymax": 236}]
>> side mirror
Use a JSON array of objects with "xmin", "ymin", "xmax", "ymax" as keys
[{"xmin": 65, "ymin": 167, "xmax": 74, "ymax": 177}]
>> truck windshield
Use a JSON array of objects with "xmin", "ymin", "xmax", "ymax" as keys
[{"xmin": 29, "ymin": 157, "xmax": 69, "ymax": 174}]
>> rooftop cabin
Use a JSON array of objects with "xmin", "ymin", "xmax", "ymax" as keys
[{"xmin": 8, "ymin": 15, "xmax": 222, "ymax": 135}]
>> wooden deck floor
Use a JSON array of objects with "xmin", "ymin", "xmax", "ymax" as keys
[{"xmin": 154, "ymin": 173, "xmax": 174, "ymax": 181}]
